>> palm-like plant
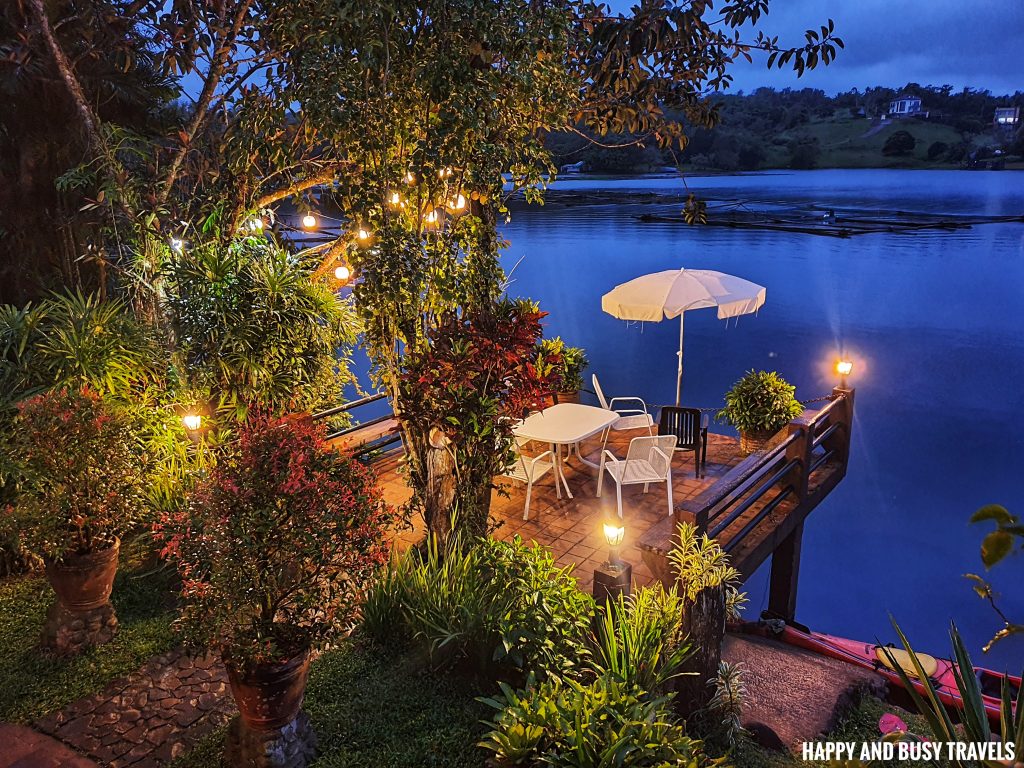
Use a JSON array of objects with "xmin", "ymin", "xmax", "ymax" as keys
[{"xmin": 884, "ymin": 621, "xmax": 1022, "ymax": 768}]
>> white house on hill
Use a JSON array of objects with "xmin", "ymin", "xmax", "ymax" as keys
[{"xmin": 886, "ymin": 94, "xmax": 928, "ymax": 119}]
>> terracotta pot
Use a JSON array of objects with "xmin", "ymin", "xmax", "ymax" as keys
[
  {"xmin": 45, "ymin": 537, "xmax": 120, "ymax": 611},
  {"xmin": 739, "ymin": 429, "xmax": 774, "ymax": 455},
  {"xmin": 556, "ymin": 390, "xmax": 580, "ymax": 404},
  {"xmin": 225, "ymin": 647, "xmax": 311, "ymax": 731}
]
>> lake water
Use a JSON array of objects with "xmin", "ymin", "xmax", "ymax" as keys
[{"xmin": 498, "ymin": 169, "xmax": 1024, "ymax": 669}]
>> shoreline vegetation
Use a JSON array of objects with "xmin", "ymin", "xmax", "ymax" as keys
[{"xmin": 545, "ymin": 84, "xmax": 1024, "ymax": 175}]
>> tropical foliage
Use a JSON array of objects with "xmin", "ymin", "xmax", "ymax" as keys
[
  {"xmin": 717, "ymin": 369, "xmax": 804, "ymax": 436},
  {"xmin": 158, "ymin": 414, "xmax": 392, "ymax": 667},
  {"xmin": 361, "ymin": 536, "xmax": 594, "ymax": 681},
  {"xmin": 882, "ymin": 621, "xmax": 1023, "ymax": 768},
  {"xmin": 536, "ymin": 337, "xmax": 588, "ymax": 394},
  {"xmin": 0, "ymin": 387, "xmax": 145, "ymax": 560},
  {"xmin": 163, "ymin": 237, "xmax": 359, "ymax": 417},
  {"xmin": 398, "ymin": 300, "xmax": 556, "ymax": 538}
]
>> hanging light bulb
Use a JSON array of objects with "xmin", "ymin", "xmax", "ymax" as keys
[
  {"xmin": 404, "ymin": 172, "xmax": 416, "ymax": 185},
  {"xmin": 448, "ymin": 193, "xmax": 467, "ymax": 211},
  {"xmin": 438, "ymin": 167, "xmax": 452, "ymax": 179},
  {"xmin": 334, "ymin": 264, "xmax": 351, "ymax": 282},
  {"xmin": 357, "ymin": 227, "xmax": 371, "ymax": 241},
  {"xmin": 302, "ymin": 212, "xmax": 317, "ymax": 229},
  {"xmin": 424, "ymin": 209, "xmax": 439, "ymax": 225},
  {"xmin": 169, "ymin": 237, "xmax": 184, "ymax": 252},
  {"xmin": 388, "ymin": 191, "xmax": 402, "ymax": 207}
]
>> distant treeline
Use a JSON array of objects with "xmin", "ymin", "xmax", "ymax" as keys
[{"xmin": 546, "ymin": 85, "xmax": 1024, "ymax": 173}]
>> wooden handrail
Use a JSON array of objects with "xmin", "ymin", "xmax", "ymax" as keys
[{"xmin": 684, "ymin": 390, "xmax": 854, "ymax": 547}]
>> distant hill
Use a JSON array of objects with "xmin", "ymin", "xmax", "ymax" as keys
[{"xmin": 545, "ymin": 85, "xmax": 1024, "ymax": 172}]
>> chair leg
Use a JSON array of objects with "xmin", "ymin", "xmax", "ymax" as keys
[
  {"xmin": 643, "ymin": 482, "xmax": 649, "ymax": 494},
  {"xmin": 666, "ymin": 471, "xmax": 674, "ymax": 517},
  {"xmin": 523, "ymin": 481, "xmax": 533, "ymax": 521},
  {"xmin": 597, "ymin": 461, "xmax": 605, "ymax": 497},
  {"xmin": 616, "ymin": 482, "xmax": 623, "ymax": 519}
]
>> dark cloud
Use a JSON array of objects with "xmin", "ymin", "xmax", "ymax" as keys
[{"xmin": 609, "ymin": 0, "xmax": 1023, "ymax": 95}]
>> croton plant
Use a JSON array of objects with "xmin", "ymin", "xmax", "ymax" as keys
[{"xmin": 157, "ymin": 413, "xmax": 392, "ymax": 667}]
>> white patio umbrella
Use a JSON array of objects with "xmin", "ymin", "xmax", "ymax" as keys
[{"xmin": 601, "ymin": 268, "xmax": 766, "ymax": 406}]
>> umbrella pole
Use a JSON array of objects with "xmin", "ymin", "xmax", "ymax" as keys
[{"xmin": 675, "ymin": 314, "xmax": 684, "ymax": 407}]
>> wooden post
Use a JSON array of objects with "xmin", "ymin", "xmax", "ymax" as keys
[
  {"xmin": 675, "ymin": 584, "xmax": 726, "ymax": 719},
  {"xmin": 767, "ymin": 521, "xmax": 804, "ymax": 621},
  {"xmin": 784, "ymin": 416, "xmax": 813, "ymax": 502},
  {"xmin": 826, "ymin": 387, "xmax": 855, "ymax": 465}
]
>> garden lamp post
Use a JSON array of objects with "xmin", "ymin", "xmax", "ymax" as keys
[
  {"xmin": 836, "ymin": 359, "xmax": 853, "ymax": 388},
  {"xmin": 593, "ymin": 521, "xmax": 631, "ymax": 603}
]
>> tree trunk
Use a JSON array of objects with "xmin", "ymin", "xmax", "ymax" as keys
[
  {"xmin": 423, "ymin": 427, "xmax": 456, "ymax": 543},
  {"xmin": 675, "ymin": 584, "xmax": 726, "ymax": 719}
]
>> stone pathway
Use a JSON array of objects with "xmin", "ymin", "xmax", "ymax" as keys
[
  {"xmin": 0, "ymin": 723, "xmax": 99, "ymax": 768},
  {"xmin": 723, "ymin": 632, "xmax": 889, "ymax": 751},
  {"xmin": 33, "ymin": 649, "xmax": 235, "ymax": 767}
]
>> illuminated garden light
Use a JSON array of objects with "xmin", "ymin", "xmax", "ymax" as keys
[
  {"xmin": 438, "ymin": 167, "xmax": 452, "ymax": 179},
  {"xmin": 182, "ymin": 413, "xmax": 202, "ymax": 432},
  {"xmin": 357, "ymin": 227, "xmax": 372, "ymax": 241},
  {"xmin": 448, "ymin": 193, "xmax": 467, "ymax": 211},
  {"xmin": 248, "ymin": 217, "xmax": 264, "ymax": 232},
  {"xmin": 389, "ymin": 191, "xmax": 402, "ymax": 206},
  {"xmin": 334, "ymin": 264, "xmax": 351, "ymax": 282},
  {"xmin": 603, "ymin": 521, "xmax": 625, "ymax": 564},
  {"xmin": 302, "ymin": 212, "xmax": 318, "ymax": 229},
  {"xmin": 424, "ymin": 209, "xmax": 439, "ymax": 225},
  {"xmin": 836, "ymin": 359, "xmax": 853, "ymax": 377}
]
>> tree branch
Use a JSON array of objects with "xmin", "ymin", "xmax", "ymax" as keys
[
  {"xmin": 26, "ymin": 0, "xmax": 105, "ymax": 157},
  {"xmin": 158, "ymin": 0, "xmax": 254, "ymax": 205}
]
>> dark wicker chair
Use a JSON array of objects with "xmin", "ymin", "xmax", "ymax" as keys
[{"xmin": 658, "ymin": 406, "xmax": 708, "ymax": 478}]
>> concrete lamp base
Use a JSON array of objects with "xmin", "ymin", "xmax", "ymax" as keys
[{"xmin": 593, "ymin": 561, "xmax": 632, "ymax": 603}]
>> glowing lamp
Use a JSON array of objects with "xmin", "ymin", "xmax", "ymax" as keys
[
  {"xmin": 836, "ymin": 360, "xmax": 853, "ymax": 377},
  {"xmin": 438, "ymin": 167, "xmax": 452, "ymax": 179},
  {"xmin": 334, "ymin": 264, "xmax": 351, "ymax": 282},
  {"xmin": 182, "ymin": 413, "xmax": 202, "ymax": 431},
  {"xmin": 424, "ymin": 210, "xmax": 439, "ymax": 225},
  {"xmin": 248, "ymin": 217, "xmax": 264, "ymax": 232},
  {"xmin": 404, "ymin": 172, "xmax": 416, "ymax": 184},
  {"xmin": 389, "ymin": 191, "xmax": 402, "ymax": 206},
  {"xmin": 603, "ymin": 522, "xmax": 625, "ymax": 548},
  {"xmin": 302, "ymin": 213, "xmax": 317, "ymax": 229},
  {"xmin": 356, "ymin": 227, "xmax": 371, "ymax": 241},
  {"xmin": 448, "ymin": 193, "xmax": 467, "ymax": 211}
]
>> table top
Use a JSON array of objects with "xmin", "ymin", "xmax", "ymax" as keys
[{"xmin": 513, "ymin": 403, "xmax": 618, "ymax": 444}]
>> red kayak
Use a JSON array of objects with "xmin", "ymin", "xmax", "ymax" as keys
[{"xmin": 741, "ymin": 620, "xmax": 1020, "ymax": 726}]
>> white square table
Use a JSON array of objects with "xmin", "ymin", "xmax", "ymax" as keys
[{"xmin": 512, "ymin": 403, "xmax": 618, "ymax": 499}]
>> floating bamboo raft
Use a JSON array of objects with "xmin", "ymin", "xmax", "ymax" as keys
[{"xmin": 636, "ymin": 208, "xmax": 1024, "ymax": 238}]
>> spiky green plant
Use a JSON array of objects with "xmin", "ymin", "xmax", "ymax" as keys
[
  {"xmin": 669, "ymin": 522, "xmax": 746, "ymax": 615},
  {"xmin": 883, "ymin": 621, "xmax": 1023, "ymax": 768}
]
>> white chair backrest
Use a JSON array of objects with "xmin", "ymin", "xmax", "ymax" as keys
[
  {"xmin": 592, "ymin": 373, "xmax": 610, "ymax": 410},
  {"xmin": 626, "ymin": 435, "xmax": 677, "ymax": 476}
]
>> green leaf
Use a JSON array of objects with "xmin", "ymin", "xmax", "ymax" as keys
[
  {"xmin": 970, "ymin": 505, "xmax": 1014, "ymax": 526},
  {"xmin": 981, "ymin": 531, "xmax": 1014, "ymax": 569}
]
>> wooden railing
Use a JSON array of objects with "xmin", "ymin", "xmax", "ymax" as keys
[
  {"xmin": 311, "ymin": 392, "xmax": 401, "ymax": 456},
  {"xmin": 687, "ymin": 387, "xmax": 853, "ymax": 551}
]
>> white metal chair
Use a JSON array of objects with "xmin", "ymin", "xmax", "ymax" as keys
[
  {"xmin": 592, "ymin": 374, "xmax": 654, "ymax": 433},
  {"xmin": 597, "ymin": 435, "xmax": 677, "ymax": 518},
  {"xmin": 500, "ymin": 437, "xmax": 561, "ymax": 520}
]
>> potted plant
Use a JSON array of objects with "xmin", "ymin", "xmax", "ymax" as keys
[
  {"xmin": 158, "ymin": 413, "xmax": 392, "ymax": 754},
  {"xmin": 1, "ymin": 387, "xmax": 144, "ymax": 653},
  {"xmin": 535, "ymin": 337, "xmax": 588, "ymax": 404},
  {"xmin": 717, "ymin": 370, "xmax": 803, "ymax": 454}
]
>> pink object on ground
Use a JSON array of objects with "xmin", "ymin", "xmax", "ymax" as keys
[{"xmin": 879, "ymin": 712, "xmax": 908, "ymax": 734}]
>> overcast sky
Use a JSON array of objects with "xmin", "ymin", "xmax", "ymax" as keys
[{"xmin": 612, "ymin": 0, "xmax": 1023, "ymax": 95}]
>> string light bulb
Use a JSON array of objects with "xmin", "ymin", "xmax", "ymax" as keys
[
  {"xmin": 404, "ymin": 172, "xmax": 416, "ymax": 184},
  {"xmin": 302, "ymin": 212, "xmax": 317, "ymax": 229},
  {"xmin": 448, "ymin": 193, "xmax": 467, "ymax": 211},
  {"xmin": 438, "ymin": 167, "xmax": 452, "ymax": 179},
  {"xmin": 357, "ymin": 227, "xmax": 371, "ymax": 241},
  {"xmin": 334, "ymin": 264, "xmax": 351, "ymax": 282},
  {"xmin": 424, "ymin": 210, "xmax": 439, "ymax": 225},
  {"xmin": 389, "ymin": 191, "xmax": 402, "ymax": 207}
]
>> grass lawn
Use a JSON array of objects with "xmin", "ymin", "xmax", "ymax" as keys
[
  {"xmin": 172, "ymin": 641, "xmax": 490, "ymax": 768},
  {"xmin": 0, "ymin": 536, "xmax": 178, "ymax": 723}
]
